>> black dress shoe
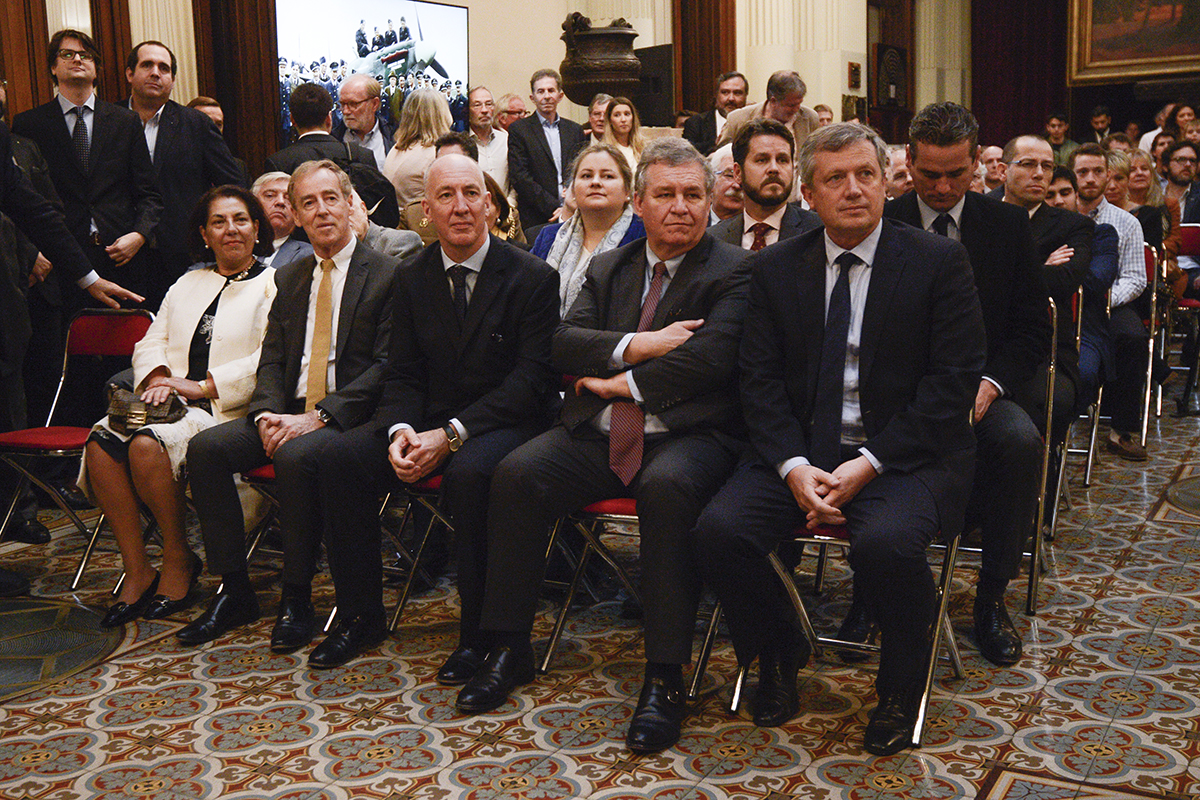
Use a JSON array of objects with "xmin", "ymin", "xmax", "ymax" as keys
[
  {"xmin": 752, "ymin": 630, "xmax": 809, "ymax": 727},
  {"xmin": 973, "ymin": 594, "xmax": 1022, "ymax": 666},
  {"xmin": 864, "ymin": 689, "xmax": 920, "ymax": 756},
  {"xmin": 4, "ymin": 517, "xmax": 51, "ymax": 544},
  {"xmin": 308, "ymin": 614, "xmax": 387, "ymax": 669},
  {"xmin": 52, "ymin": 482, "xmax": 91, "ymax": 511},
  {"xmin": 626, "ymin": 676, "xmax": 687, "ymax": 753},
  {"xmin": 455, "ymin": 643, "xmax": 535, "ymax": 712},
  {"xmin": 835, "ymin": 596, "xmax": 874, "ymax": 663},
  {"xmin": 270, "ymin": 595, "xmax": 316, "ymax": 653},
  {"xmin": 100, "ymin": 572, "xmax": 160, "ymax": 628},
  {"xmin": 437, "ymin": 644, "xmax": 489, "ymax": 686},
  {"xmin": 0, "ymin": 568, "xmax": 30, "ymax": 597},
  {"xmin": 176, "ymin": 591, "xmax": 260, "ymax": 645},
  {"xmin": 144, "ymin": 553, "xmax": 204, "ymax": 621}
]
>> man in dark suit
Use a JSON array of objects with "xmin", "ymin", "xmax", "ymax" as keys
[
  {"xmin": 506, "ymin": 68, "xmax": 586, "ymax": 229},
  {"xmin": 883, "ymin": 103, "xmax": 1051, "ymax": 669},
  {"xmin": 125, "ymin": 40, "xmax": 245, "ymax": 308},
  {"xmin": 0, "ymin": 119, "xmax": 141, "ymax": 594},
  {"xmin": 462, "ymin": 138, "xmax": 749, "ymax": 753},
  {"xmin": 693, "ymin": 122, "xmax": 986, "ymax": 755},
  {"xmin": 315, "ymin": 153, "xmax": 560, "ymax": 669},
  {"xmin": 682, "ymin": 71, "xmax": 749, "ymax": 157},
  {"xmin": 709, "ymin": 118, "xmax": 819, "ymax": 249},
  {"xmin": 266, "ymin": 83, "xmax": 380, "ymax": 173},
  {"xmin": 1002, "ymin": 135, "xmax": 1094, "ymax": 431},
  {"xmin": 178, "ymin": 161, "xmax": 397, "ymax": 651},
  {"xmin": 12, "ymin": 29, "xmax": 162, "ymax": 303}
]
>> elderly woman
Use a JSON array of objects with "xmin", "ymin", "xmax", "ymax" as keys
[
  {"xmin": 531, "ymin": 143, "xmax": 645, "ymax": 313},
  {"xmin": 383, "ymin": 88, "xmax": 452, "ymax": 208},
  {"xmin": 84, "ymin": 186, "xmax": 278, "ymax": 627},
  {"xmin": 602, "ymin": 97, "xmax": 647, "ymax": 172}
]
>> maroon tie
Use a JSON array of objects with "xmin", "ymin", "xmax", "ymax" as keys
[
  {"xmin": 609, "ymin": 262, "xmax": 668, "ymax": 485},
  {"xmin": 748, "ymin": 222, "xmax": 771, "ymax": 252}
]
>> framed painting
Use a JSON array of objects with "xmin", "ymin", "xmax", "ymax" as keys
[{"xmin": 1069, "ymin": 0, "xmax": 1200, "ymax": 84}]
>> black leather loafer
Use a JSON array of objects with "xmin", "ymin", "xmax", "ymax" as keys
[
  {"xmin": 437, "ymin": 644, "xmax": 489, "ymax": 686},
  {"xmin": 270, "ymin": 595, "xmax": 316, "ymax": 653},
  {"xmin": 626, "ymin": 676, "xmax": 687, "ymax": 753},
  {"xmin": 101, "ymin": 572, "xmax": 160, "ymax": 628},
  {"xmin": 752, "ymin": 630, "xmax": 809, "ymax": 727},
  {"xmin": 308, "ymin": 615, "xmax": 387, "ymax": 669},
  {"xmin": 863, "ymin": 689, "xmax": 920, "ymax": 756},
  {"xmin": 176, "ymin": 591, "xmax": 260, "ymax": 645},
  {"xmin": 455, "ymin": 644, "xmax": 535, "ymax": 712},
  {"xmin": 144, "ymin": 553, "xmax": 204, "ymax": 621},
  {"xmin": 973, "ymin": 594, "xmax": 1022, "ymax": 666}
]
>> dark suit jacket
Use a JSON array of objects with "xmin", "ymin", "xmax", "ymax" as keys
[
  {"xmin": 708, "ymin": 203, "xmax": 821, "ymax": 247},
  {"xmin": 373, "ymin": 236, "xmax": 561, "ymax": 436},
  {"xmin": 272, "ymin": 236, "xmax": 314, "ymax": 269},
  {"xmin": 682, "ymin": 110, "xmax": 719, "ymax": 156},
  {"xmin": 12, "ymin": 98, "xmax": 163, "ymax": 250},
  {"xmin": 1029, "ymin": 203, "xmax": 1094, "ymax": 384},
  {"xmin": 247, "ymin": 239, "xmax": 397, "ymax": 429},
  {"xmin": 264, "ymin": 132, "xmax": 380, "ymax": 173},
  {"xmin": 884, "ymin": 191, "xmax": 1051, "ymax": 394},
  {"xmin": 740, "ymin": 220, "xmax": 986, "ymax": 537},
  {"xmin": 553, "ymin": 233, "xmax": 750, "ymax": 435},
  {"xmin": 507, "ymin": 113, "xmax": 586, "ymax": 228},
  {"xmin": 142, "ymin": 100, "xmax": 245, "ymax": 257},
  {"xmin": 1182, "ymin": 181, "xmax": 1200, "ymax": 223}
]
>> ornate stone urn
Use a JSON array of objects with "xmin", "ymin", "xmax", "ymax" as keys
[{"xmin": 559, "ymin": 12, "xmax": 641, "ymax": 106}]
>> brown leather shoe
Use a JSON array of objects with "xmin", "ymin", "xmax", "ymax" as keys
[{"xmin": 1106, "ymin": 433, "xmax": 1147, "ymax": 462}]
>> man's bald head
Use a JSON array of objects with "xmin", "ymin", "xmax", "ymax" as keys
[
  {"xmin": 423, "ymin": 153, "xmax": 492, "ymax": 261},
  {"xmin": 425, "ymin": 152, "xmax": 487, "ymax": 195}
]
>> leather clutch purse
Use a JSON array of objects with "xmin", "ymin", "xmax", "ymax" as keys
[{"xmin": 106, "ymin": 386, "xmax": 187, "ymax": 436}]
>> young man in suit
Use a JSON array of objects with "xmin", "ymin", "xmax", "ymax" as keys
[
  {"xmin": 125, "ymin": 40, "xmax": 245, "ymax": 308},
  {"xmin": 179, "ymin": 161, "xmax": 398, "ymax": 653},
  {"xmin": 265, "ymin": 83, "xmax": 380, "ymax": 173},
  {"xmin": 709, "ymin": 118, "xmax": 819, "ymax": 250},
  {"xmin": 693, "ymin": 122, "xmax": 986, "ymax": 755},
  {"xmin": 463, "ymin": 138, "xmax": 750, "ymax": 753},
  {"xmin": 682, "ymin": 72, "xmax": 749, "ymax": 157},
  {"xmin": 882, "ymin": 103, "xmax": 1051, "ymax": 669},
  {"xmin": 13, "ymin": 29, "xmax": 163, "ymax": 304},
  {"xmin": 506, "ymin": 69, "xmax": 586, "ymax": 228},
  {"xmin": 315, "ymin": 153, "xmax": 560, "ymax": 669}
]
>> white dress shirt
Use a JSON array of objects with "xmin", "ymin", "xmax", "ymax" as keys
[
  {"xmin": 739, "ymin": 205, "xmax": 788, "ymax": 250},
  {"xmin": 472, "ymin": 126, "xmax": 510, "ymax": 197},
  {"xmin": 345, "ymin": 120, "xmax": 389, "ymax": 169},
  {"xmin": 54, "ymin": 93, "xmax": 102, "ymax": 289},
  {"xmin": 128, "ymin": 99, "xmax": 164, "ymax": 161},
  {"xmin": 295, "ymin": 237, "xmax": 355, "ymax": 401}
]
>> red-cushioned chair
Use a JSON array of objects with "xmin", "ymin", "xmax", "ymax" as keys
[
  {"xmin": 1168, "ymin": 225, "xmax": 1200, "ymax": 411},
  {"xmin": 1053, "ymin": 286, "xmax": 1104, "ymax": 538},
  {"xmin": 694, "ymin": 523, "xmax": 964, "ymax": 748},
  {"xmin": 0, "ymin": 309, "xmax": 154, "ymax": 589}
]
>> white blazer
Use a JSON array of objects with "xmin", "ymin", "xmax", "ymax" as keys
[{"xmin": 133, "ymin": 265, "xmax": 277, "ymax": 423}]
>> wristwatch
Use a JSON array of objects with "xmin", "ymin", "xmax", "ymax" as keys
[
  {"xmin": 443, "ymin": 423, "xmax": 462, "ymax": 452},
  {"xmin": 314, "ymin": 407, "xmax": 332, "ymax": 425}
]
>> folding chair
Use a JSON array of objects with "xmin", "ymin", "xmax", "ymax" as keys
[
  {"xmin": 1139, "ymin": 244, "xmax": 1160, "ymax": 446},
  {"xmin": 1168, "ymin": 225, "xmax": 1200, "ymax": 412},
  {"xmin": 0, "ymin": 308, "xmax": 154, "ymax": 589}
]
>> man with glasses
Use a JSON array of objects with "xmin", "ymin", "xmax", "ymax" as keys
[
  {"xmin": 332, "ymin": 74, "xmax": 396, "ymax": 170},
  {"xmin": 466, "ymin": 86, "xmax": 511, "ymax": 202},
  {"xmin": 13, "ymin": 29, "xmax": 161, "ymax": 305},
  {"xmin": 1165, "ymin": 141, "xmax": 1200, "ymax": 286},
  {"xmin": 493, "ymin": 93, "xmax": 528, "ymax": 133}
]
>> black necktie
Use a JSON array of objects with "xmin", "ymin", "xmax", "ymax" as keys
[
  {"xmin": 71, "ymin": 106, "xmax": 90, "ymax": 174},
  {"xmin": 932, "ymin": 212, "xmax": 952, "ymax": 237},
  {"xmin": 449, "ymin": 265, "xmax": 468, "ymax": 322},
  {"xmin": 810, "ymin": 252, "xmax": 858, "ymax": 472}
]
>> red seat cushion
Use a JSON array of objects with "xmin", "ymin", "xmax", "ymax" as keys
[
  {"xmin": 410, "ymin": 475, "xmax": 442, "ymax": 492},
  {"xmin": 1178, "ymin": 298, "xmax": 1200, "ymax": 309},
  {"xmin": 243, "ymin": 464, "xmax": 276, "ymax": 482},
  {"xmin": 0, "ymin": 426, "xmax": 91, "ymax": 452},
  {"xmin": 798, "ymin": 523, "xmax": 851, "ymax": 541},
  {"xmin": 580, "ymin": 498, "xmax": 637, "ymax": 517}
]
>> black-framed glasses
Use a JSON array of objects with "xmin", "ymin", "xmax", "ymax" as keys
[{"xmin": 58, "ymin": 48, "xmax": 95, "ymax": 62}]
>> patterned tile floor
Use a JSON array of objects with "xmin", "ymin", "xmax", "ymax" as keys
[{"xmin": 1, "ymin": 395, "xmax": 1199, "ymax": 799}]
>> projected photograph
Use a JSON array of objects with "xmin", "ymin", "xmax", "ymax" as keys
[{"xmin": 276, "ymin": 0, "xmax": 469, "ymax": 141}]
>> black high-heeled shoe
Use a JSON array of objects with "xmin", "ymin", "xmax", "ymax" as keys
[
  {"xmin": 144, "ymin": 552, "xmax": 203, "ymax": 620},
  {"xmin": 100, "ymin": 572, "xmax": 160, "ymax": 628}
]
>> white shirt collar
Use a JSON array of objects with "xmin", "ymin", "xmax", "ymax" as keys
[
  {"xmin": 917, "ymin": 194, "xmax": 966, "ymax": 231},
  {"xmin": 317, "ymin": 235, "xmax": 357, "ymax": 271},
  {"xmin": 644, "ymin": 244, "xmax": 687, "ymax": 278},
  {"xmin": 440, "ymin": 234, "xmax": 491, "ymax": 273},
  {"xmin": 58, "ymin": 92, "xmax": 95, "ymax": 115},
  {"xmin": 743, "ymin": 204, "xmax": 787, "ymax": 233},
  {"xmin": 823, "ymin": 220, "xmax": 883, "ymax": 268}
]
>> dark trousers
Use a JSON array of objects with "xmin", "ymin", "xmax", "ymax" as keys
[
  {"xmin": 1107, "ymin": 304, "xmax": 1149, "ymax": 434},
  {"xmin": 480, "ymin": 424, "xmax": 739, "ymax": 664},
  {"xmin": 966, "ymin": 397, "xmax": 1042, "ymax": 584},
  {"xmin": 693, "ymin": 458, "xmax": 940, "ymax": 697},
  {"xmin": 321, "ymin": 422, "xmax": 542, "ymax": 634},
  {"xmin": 187, "ymin": 416, "xmax": 340, "ymax": 586}
]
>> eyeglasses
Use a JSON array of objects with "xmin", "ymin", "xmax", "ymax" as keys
[
  {"xmin": 1170, "ymin": 155, "xmax": 1198, "ymax": 164},
  {"xmin": 1011, "ymin": 159, "xmax": 1056, "ymax": 172},
  {"xmin": 716, "ymin": 169, "xmax": 738, "ymax": 180},
  {"xmin": 339, "ymin": 98, "xmax": 372, "ymax": 112},
  {"xmin": 58, "ymin": 48, "xmax": 95, "ymax": 62}
]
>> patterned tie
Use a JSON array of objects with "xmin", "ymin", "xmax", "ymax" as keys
[
  {"xmin": 609, "ymin": 262, "xmax": 668, "ymax": 485},
  {"xmin": 449, "ymin": 264, "xmax": 469, "ymax": 322},
  {"xmin": 71, "ymin": 106, "xmax": 90, "ymax": 174},
  {"xmin": 810, "ymin": 252, "xmax": 858, "ymax": 471},
  {"xmin": 306, "ymin": 259, "xmax": 335, "ymax": 412},
  {"xmin": 931, "ymin": 212, "xmax": 952, "ymax": 237},
  {"xmin": 749, "ymin": 222, "xmax": 772, "ymax": 252}
]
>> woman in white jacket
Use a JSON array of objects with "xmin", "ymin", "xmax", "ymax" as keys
[{"xmin": 84, "ymin": 185, "xmax": 278, "ymax": 628}]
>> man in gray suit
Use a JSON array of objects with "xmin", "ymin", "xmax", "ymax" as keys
[
  {"xmin": 252, "ymin": 171, "xmax": 312, "ymax": 268},
  {"xmin": 179, "ymin": 160, "xmax": 397, "ymax": 653},
  {"xmin": 710, "ymin": 118, "xmax": 819, "ymax": 250},
  {"xmin": 456, "ymin": 138, "xmax": 750, "ymax": 754}
]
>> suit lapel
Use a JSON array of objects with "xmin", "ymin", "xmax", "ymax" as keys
[
  {"xmin": 653, "ymin": 236, "xmax": 711, "ymax": 329},
  {"xmin": 153, "ymin": 101, "xmax": 179, "ymax": 171},
  {"xmin": 336, "ymin": 242, "xmax": 370, "ymax": 359},
  {"xmin": 285, "ymin": 259, "xmax": 316, "ymax": 393},
  {"xmin": 797, "ymin": 238, "xmax": 827, "ymax": 406},
  {"xmin": 89, "ymin": 102, "xmax": 113, "ymax": 176},
  {"xmin": 47, "ymin": 101, "xmax": 86, "ymax": 178},
  {"xmin": 613, "ymin": 247, "xmax": 647, "ymax": 332},
  {"xmin": 421, "ymin": 246, "xmax": 462, "ymax": 342},
  {"xmin": 460, "ymin": 238, "xmax": 507, "ymax": 350},
  {"xmin": 858, "ymin": 223, "xmax": 903, "ymax": 390}
]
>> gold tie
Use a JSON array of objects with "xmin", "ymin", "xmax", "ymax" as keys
[{"xmin": 306, "ymin": 259, "xmax": 334, "ymax": 411}]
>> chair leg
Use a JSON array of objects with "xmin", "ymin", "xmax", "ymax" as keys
[
  {"xmin": 0, "ymin": 473, "xmax": 26, "ymax": 540},
  {"xmin": 539, "ymin": 538, "xmax": 592, "ymax": 675},
  {"xmin": 71, "ymin": 513, "xmax": 107, "ymax": 591},
  {"xmin": 324, "ymin": 606, "xmax": 337, "ymax": 633},
  {"xmin": 914, "ymin": 536, "xmax": 960, "ymax": 747},
  {"xmin": 572, "ymin": 519, "xmax": 641, "ymax": 605},
  {"xmin": 688, "ymin": 602, "xmax": 722, "ymax": 702},
  {"xmin": 729, "ymin": 664, "xmax": 749, "ymax": 714},
  {"xmin": 1084, "ymin": 394, "xmax": 1102, "ymax": 486},
  {"xmin": 389, "ymin": 504, "xmax": 439, "ymax": 632},
  {"xmin": 768, "ymin": 551, "xmax": 822, "ymax": 658}
]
